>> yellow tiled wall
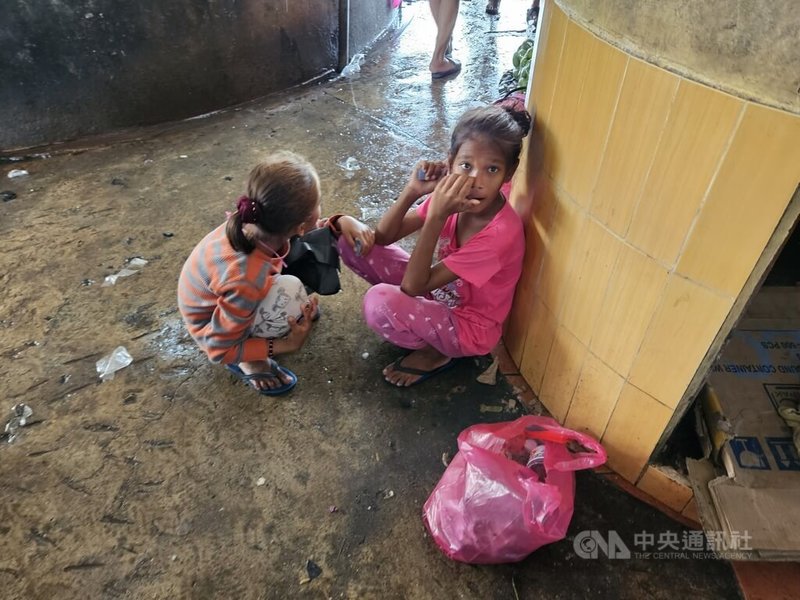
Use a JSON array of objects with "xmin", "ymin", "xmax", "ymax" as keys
[{"xmin": 506, "ymin": 2, "xmax": 800, "ymax": 483}]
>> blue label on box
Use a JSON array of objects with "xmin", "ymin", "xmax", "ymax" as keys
[
  {"xmin": 766, "ymin": 437, "xmax": 800, "ymax": 471},
  {"xmin": 729, "ymin": 436, "xmax": 771, "ymax": 470}
]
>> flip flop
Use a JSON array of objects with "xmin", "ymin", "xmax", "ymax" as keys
[
  {"xmin": 226, "ymin": 360, "xmax": 297, "ymax": 396},
  {"xmin": 385, "ymin": 356, "xmax": 458, "ymax": 387},
  {"xmin": 431, "ymin": 58, "xmax": 461, "ymax": 80}
]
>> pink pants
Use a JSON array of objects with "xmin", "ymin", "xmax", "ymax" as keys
[{"xmin": 339, "ymin": 238, "xmax": 468, "ymax": 357}]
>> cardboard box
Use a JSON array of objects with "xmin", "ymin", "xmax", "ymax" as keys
[{"xmin": 689, "ymin": 287, "xmax": 800, "ymax": 560}]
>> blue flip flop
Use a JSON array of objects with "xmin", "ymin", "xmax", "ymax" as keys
[
  {"xmin": 431, "ymin": 58, "xmax": 462, "ymax": 80},
  {"xmin": 225, "ymin": 360, "xmax": 297, "ymax": 396},
  {"xmin": 385, "ymin": 356, "xmax": 459, "ymax": 387}
]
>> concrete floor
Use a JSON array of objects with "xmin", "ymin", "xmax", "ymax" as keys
[{"xmin": 1, "ymin": 1, "xmax": 742, "ymax": 598}]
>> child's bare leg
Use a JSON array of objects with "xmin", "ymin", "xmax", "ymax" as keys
[{"xmin": 383, "ymin": 345, "xmax": 452, "ymax": 387}]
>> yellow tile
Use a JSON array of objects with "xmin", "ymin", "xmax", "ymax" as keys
[
  {"xmin": 564, "ymin": 352, "xmax": 624, "ymax": 440},
  {"xmin": 544, "ymin": 20, "xmax": 595, "ymax": 182},
  {"xmin": 505, "ymin": 231, "xmax": 539, "ymax": 364},
  {"xmin": 539, "ymin": 325, "xmax": 587, "ymax": 422},
  {"xmin": 529, "ymin": 2, "xmax": 568, "ymax": 125},
  {"xmin": 590, "ymin": 244, "xmax": 669, "ymax": 376},
  {"xmin": 602, "ymin": 384, "xmax": 675, "ymax": 482},
  {"xmin": 628, "ymin": 80, "xmax": 743, "ymax": 264},
  {"xmin": 678, "ymin": 104, "xmax": 800, "ymax": 296},
  {"xmin": 537, "ymin": 189, "xmax": 585, "ymax": 314},
  {"xmin": 525, "ymin": 175, "xmax": 559, "ymax": 288},
  {"xmin": 504, "ymin": 290, "xmax": 531, "ymax": 367},
  {"xmin": 590, "ymin": 59, "xmax": 679, "ymax": 236},
  {"xmin": 519, "ymin": 294, "xmax": 557, "ymax": 393},
  {"xmin": 636, "ymin": 466, "xmax": 693, "ymax": 512},
  {"xmin": 559, "ymin": 36, "xmax": 627, "ymax": 208},
  {"xmin": 629, "ymin": 275, "xmax": 733, "ymax": 408},
  {"xmin": 559, "ymin": 218, "xmax": 623, "ymax": 345},
  {"xmin": 505, "ymin": 182, "xmax": 558, "ymax": 363}
]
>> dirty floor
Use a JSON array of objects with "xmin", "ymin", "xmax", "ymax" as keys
[{"xmin": 0, "ymin": 1, "xmax": 742, "ymax": 598}]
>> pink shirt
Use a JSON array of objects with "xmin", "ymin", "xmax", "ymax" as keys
[{"xmin": 416, "ymin": 196, "xmax": 525, "ymax": 355}]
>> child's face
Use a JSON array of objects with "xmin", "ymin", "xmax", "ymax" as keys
[
  {"xmin": 298, "ymin": 199, "xmax": 322, "ymax": 236},
  {"xmin": 449, "ymin": 135, "xmax": 515, "ymax": 214}
]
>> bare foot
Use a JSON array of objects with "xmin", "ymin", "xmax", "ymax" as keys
[
  {"xmin": 430, "ymin": 56, "xmax": 461, "ymax": 78},
  {"xmin": 383, "ymin": 346, "xmax": 453, "ymax": 387},
  {"xmin": 239, "ymin": 360, "xmax": 292, "ymax": 391}
]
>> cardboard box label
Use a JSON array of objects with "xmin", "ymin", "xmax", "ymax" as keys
[
  {"xmin": 763, "ymin": 383, "xmax": 800, "ymax": 413},
  {"xmin": 766, "ymin": 437, "xmax": 800, "ymax": 471},
  {"xmin": 729, "ymin": 437, "xmax": 770, "ymax": 470}
]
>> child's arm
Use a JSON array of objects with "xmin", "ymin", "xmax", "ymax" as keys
[
  {"xmin": 314, "ymin": 214, "xmax": 375, "ymax": 256},
  {"xmin": 337, "ymin": 216, "xmax": 375, "ymax": 256},
  {"xmin": 374, "ymin": 160, "xmax": 447, "ymax": 246},
  {"xmin": 373, "ymin": 188, "xmax": 424, "ymax": 246},
  {"xmin": 401, "ymin": 174, "xmax": 478, "ymax": 296}
]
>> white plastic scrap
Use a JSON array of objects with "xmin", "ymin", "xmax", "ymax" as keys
[
  {"xmin": 7, "ymin": 169, "xmax": 29, "ymax": 179},
  {"xmin": 340, "ymin": 53, "xmax": 365, "ymax": 78},
  {"xmin": 341, "ymin": 157, "xmax": 360, "ymax": 171},
  {"xmin": 102, "ymin": 257, "xmax": 148, "ymax": 286},
  {"xmin": 96, "ymin": 346, "xmax": 134, "ymax": 381},
  {"xmin": 4, "ymin": 404, "xmax": 33, "ymax": 443}
]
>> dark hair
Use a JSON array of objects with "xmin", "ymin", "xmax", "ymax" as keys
[
  {"xmin": 449, "ymin": 104, "xmax": 532, "ymax": 169},
  {"xmin": 226, "ymin": 151, "xmax": 320, "ymax": 253}
]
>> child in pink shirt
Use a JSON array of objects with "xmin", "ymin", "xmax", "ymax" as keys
[{"xmin": 341, "ymin": 104, "xmax": 531, "ymax": 386}]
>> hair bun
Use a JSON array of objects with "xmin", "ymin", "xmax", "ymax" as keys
[{"xmin": 502, "ymin": 104, "xmax": 532, "ymax": 138}]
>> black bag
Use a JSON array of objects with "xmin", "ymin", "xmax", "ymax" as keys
[{"xmin": 283, "ymin": 227, "xmax": 341, "ymax": 295}]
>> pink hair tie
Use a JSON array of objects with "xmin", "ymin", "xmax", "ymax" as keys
[{"xmin": 236, "ymin": 195, "xmax": 260, "ymax": 224}]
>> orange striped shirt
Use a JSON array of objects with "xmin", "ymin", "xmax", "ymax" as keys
[{"xmin": 177, "ymin": 224, "xmax": 282, "ymax": 364}]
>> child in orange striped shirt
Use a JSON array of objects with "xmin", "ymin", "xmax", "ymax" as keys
[{"xmin": 177, "ymin": 151, "xmax": 372, "ymax": 395}]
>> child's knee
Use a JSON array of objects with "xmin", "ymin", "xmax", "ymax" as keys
[
  {"xmin": 363, "ymin": 283, "xmax": 404, "ymax": 329},
  {"xmin": 273, "ymin": 274, "xmax": 306, "ymax": 297},
  {"xmin": 251, "ymin": 275, "xmax": 309, "ymax": 338}
]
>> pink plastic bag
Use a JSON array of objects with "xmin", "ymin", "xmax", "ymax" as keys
[{"xmin": 423, "ymin": 416, "xmax": 607, "ymax": 564}]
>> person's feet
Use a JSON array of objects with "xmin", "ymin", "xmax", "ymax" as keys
[
  {"xmin": 430, "ymin": 56, "xmax": 462, "ymax": 79},
  {"xmin": 239, "ymin": 359, "xmax": 293, "ymax": 391},
  {"xmin": 383, "ymin": 346, "xmax": 453, "ymax": 387}
]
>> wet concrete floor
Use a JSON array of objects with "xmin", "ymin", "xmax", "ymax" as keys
[{"xmin": 0, "ymin": 1, "xmax": 742, "ymax": 598}]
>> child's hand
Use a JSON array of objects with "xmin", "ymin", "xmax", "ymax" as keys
[
  {"xmin": 285, "ymin": 296, "xmax": 319, "ymax": 351},
  {"xmin": 429, "ymin": 174, "xmax": 479, "ymax": 219},
  {"xmin": 405, "ymin": 160, "xmax": 448, "ymax": 199},
  {"xmin": 338, "ymin": 216, "xmax": 375, "ymax": 256}
]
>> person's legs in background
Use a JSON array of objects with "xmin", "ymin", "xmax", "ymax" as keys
[{"xmin": 429, "ymin": 0, "xmax": 461, "ymax": 78}]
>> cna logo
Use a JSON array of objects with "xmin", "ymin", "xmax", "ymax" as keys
[{"xmin": 573, "ymin": 530, "xmax": 631, "ymax": 559}]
